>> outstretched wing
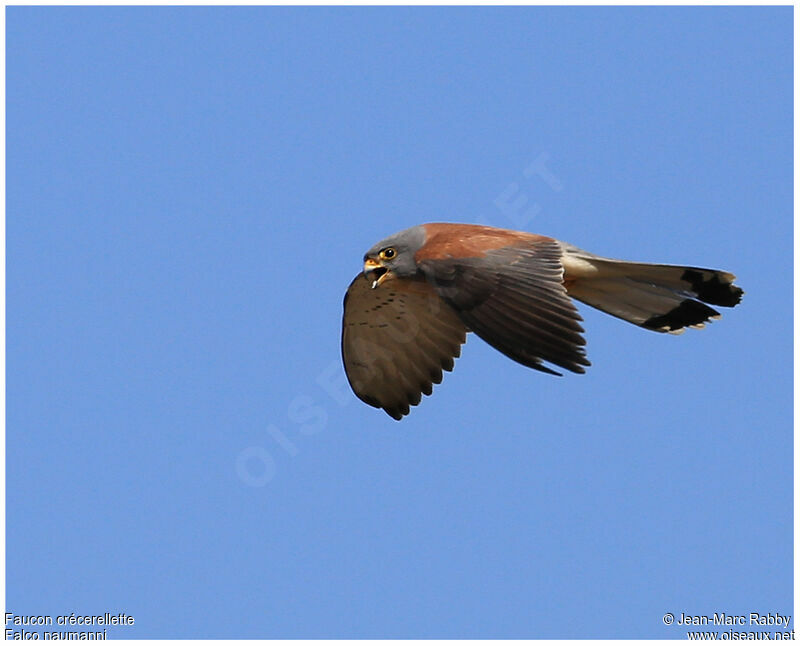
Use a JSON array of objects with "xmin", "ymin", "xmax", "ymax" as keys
[
  {"xmin": 418, "ymin": 238, "xmax": 590, "ymax": 376},
  {"xmin": 341, "ymin": 274, "xmax": 467, "ymax": 420}
]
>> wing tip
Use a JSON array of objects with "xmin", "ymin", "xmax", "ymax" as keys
[{"xmin": 384, "ymin": 407, "xmax": 406, "ymax": 421}]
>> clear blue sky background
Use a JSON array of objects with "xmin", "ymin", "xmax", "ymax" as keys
[{"xmin": 7, "ymin": 6, "xmax": 792, "ymax": 639}]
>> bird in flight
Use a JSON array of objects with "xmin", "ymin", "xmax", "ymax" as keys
[{"xmin": 341, "ymin": 223, "xmax": 743, "ymax": 420}]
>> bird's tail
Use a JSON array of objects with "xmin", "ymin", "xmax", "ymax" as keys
[{"xmin": 561, "ymin": 248, "xmax": 743, "ymax": 334}]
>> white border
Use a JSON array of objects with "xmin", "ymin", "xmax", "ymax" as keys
[{"xmin": 1, "ymin": 3, "xmax": 795, "ymax": 644}]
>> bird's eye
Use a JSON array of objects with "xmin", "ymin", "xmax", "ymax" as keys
[{"xmin": 380, "ymin": 247, "xmax": 397, "ymax": 260}]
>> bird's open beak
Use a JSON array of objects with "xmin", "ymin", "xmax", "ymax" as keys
[{"xmin": 364, "ymin": 257, "xmax": 389, "ymax": 289}]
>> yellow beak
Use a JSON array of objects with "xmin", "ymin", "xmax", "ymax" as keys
[{"xmin": 363, "ymin": 257, "xmax": 389, "ymax": 289}]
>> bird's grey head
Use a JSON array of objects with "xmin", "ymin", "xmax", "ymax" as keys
[{"xmin": 363, "ymin": 225, "xmax": 426, "ymax": 288}]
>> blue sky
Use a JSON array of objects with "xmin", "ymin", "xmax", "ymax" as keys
[{"xmin": 7, "ymin": 6, "xmax": 792, "ymax": 639}]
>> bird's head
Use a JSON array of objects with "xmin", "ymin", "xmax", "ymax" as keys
[{"xmin": 363, "ymin": 225, "xmax": 426, "ymax": 289}]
